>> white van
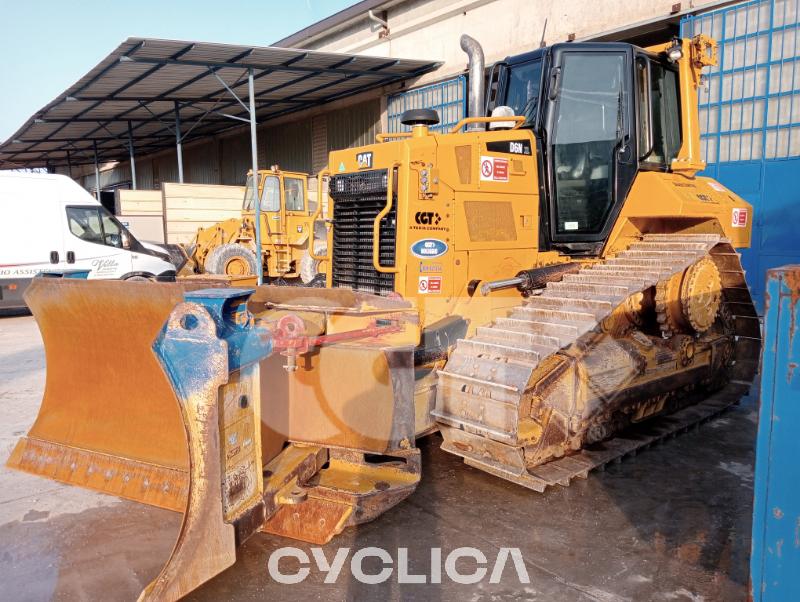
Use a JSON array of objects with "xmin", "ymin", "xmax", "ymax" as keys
[{"xmin": 0, "ymin": 171, "xmax": 176, "ymax": 310}]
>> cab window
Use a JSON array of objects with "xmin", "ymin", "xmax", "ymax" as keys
[
  {"xmin": 550, "ymin": 51, "xmax": 625, "ymax": 236},
  {"xmin": 284, "ymin": 177, "xmax": 305, "ymax": 211},
  {"xmin": 67, "ymin": 206, "xmax": 124, "ymax": 248},
  {"xmin": 504, "ymin": 59, "xmax": 543, "ymax": 126},
  {"xmin": 261, "ymin": 176, "xmax": 280, "ymax": 212},
  {"xmin": 243, "ymin": 175, "xmax": 256, "ymax": 210},
  {"xmin": 649, "ymin": 62, "xmax": 681, "ymax": 165},
  {"xmin": 637, "ymin": 57, "xmax": 681, "ymax": 167}
]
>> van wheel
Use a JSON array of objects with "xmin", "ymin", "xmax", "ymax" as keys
[
  {"xmin": 300, "ymin": 241, "xmax": 327, "ymax": 285},
  {"xmin": 125, "ymin": 275, "xmax": 154, "ymax": 282},
  {"xmin": 205, "ymin": 243, "xmax": 258, "ymax": 276}
]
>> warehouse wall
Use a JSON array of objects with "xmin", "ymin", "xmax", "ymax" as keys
[
  {"xmin": 286, "ymin": 0, "xmax": 715, "ymax": 83},
  {"xmin": 260, "ymin": 119, "xmax": 313, "ymax": 174},
  {"xmin": 326, "ymin": 99, "xmax": 381, "ymax": 152}
]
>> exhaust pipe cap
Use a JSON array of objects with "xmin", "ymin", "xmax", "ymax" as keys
[{"xmin": 401, "ymin": 108, "xmax": 440, "ymax": 127}]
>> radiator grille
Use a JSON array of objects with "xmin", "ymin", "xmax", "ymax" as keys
[{"xmin": 329, "ymin": 169, "xmax": 396, "ymax": 294}]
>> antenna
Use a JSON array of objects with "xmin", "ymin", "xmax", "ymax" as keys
[{"xmin": 539, "ymin": 18, "xmax": 548, "ymax": 48}]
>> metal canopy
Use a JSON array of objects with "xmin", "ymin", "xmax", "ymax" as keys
[{"xmin": 0, "ymin": 37, "xmax": 439, "ymax": 169}]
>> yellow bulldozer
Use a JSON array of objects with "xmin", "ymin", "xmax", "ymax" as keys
[
  {"xmin": 186, "ymin": 167, "xmax": 327, "ymax": 284},
  {"xmin": 8, "ymin": 34, "xmax": 760, "ymax": 600}
]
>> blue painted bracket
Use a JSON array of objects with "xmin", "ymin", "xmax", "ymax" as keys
[
  {"xmin": 182, "ymin": 288, "xmax": 273, "ymax": 370},
  {"xmin": 751, "ymin": 264, "xmax": 800, "ymax": 601},
  {"xmin": 153, "ymin": 287, "xmax": 274, "ymax": 410}
]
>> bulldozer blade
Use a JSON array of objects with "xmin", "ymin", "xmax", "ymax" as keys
[
  {"xmin": 8, "ymin": 279, "xmax": 275, "ymax": 600},
  {"xmin": 7, "ymin": 278, "xmax": 194, "ymax": 510}
]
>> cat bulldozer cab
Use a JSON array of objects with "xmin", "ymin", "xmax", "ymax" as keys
[
  {"xmin": 187, "ymin": 167, "xmax": 326, "ymax": 284},
  {"xmin": 7, "ymin": 34, "xmax": 760, "ymax": 600}
]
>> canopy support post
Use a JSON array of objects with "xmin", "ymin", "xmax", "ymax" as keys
[
  {"xmin": 93, "ymin": 139, "xmax": 101, "ymax": 201},
  {"xmin": 128, "ymin": 120, "xmax": 137, "ymax": 190},
  {"xmin": 248, "ymin": 67, "xmax": 263, "ymax": 285},
  {"xmin": 174, "ymin": 101, "xmax": 184, "ymax": 183}
]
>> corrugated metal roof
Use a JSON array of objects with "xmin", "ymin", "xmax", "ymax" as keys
[{"xmin": 0, "ymin": 37, "xmax": 439, "ymax": 169}]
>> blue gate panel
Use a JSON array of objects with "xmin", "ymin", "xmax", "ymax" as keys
[
  {"xmin": 387, "ymin": 76, "xmax": 466, "ymax": 133},
  {"xmin": 751, "ymin": 265, "xmax": 800, "ymax": 601},
  {"xmin": 683, "ymin": 0, "xmax": 800, "ymax": 312}
]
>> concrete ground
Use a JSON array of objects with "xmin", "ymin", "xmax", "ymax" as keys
[{"xmin": 0, "ymin": 313, "xmax": 755, "ymax": 601}]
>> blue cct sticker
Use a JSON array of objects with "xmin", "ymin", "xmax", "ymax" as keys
[{"xmin": 411, "ymin": 238, "xmax": 448, "ymax": 258}]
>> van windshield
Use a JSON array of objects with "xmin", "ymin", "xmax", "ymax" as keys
[{"xmin": 66, "ymin": 206, "xmax": 129, "ymax": 248}]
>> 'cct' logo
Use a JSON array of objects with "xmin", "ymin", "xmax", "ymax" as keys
[
  {"xmin": 410, "ymin": 239, "xmax": 448, "ymax": 258},
  {"xmin": 415, "ymin": 211, "xmax": 442, "ymax": 225}
]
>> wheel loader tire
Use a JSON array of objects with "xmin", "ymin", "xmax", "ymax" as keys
[
  {"xmin": 300, "ymin": 241, "xmax": 327, "ymax": 285},
  {"xmin": 205, "ymin": 242, "xmax": 258, "ymax": 276}
]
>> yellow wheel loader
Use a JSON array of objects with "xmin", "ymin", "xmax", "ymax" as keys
[
  {"xmin": 7, "ymin": 34, "xmax": 760, "ymax": 599},
  {"xmin": 188, "ymin": 167, "xmax": 327, "ymax": 284}
]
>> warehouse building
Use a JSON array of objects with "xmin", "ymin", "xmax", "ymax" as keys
[{"xmin": 1, "ymin": 0, "xmax": 797, "ymax": 304}]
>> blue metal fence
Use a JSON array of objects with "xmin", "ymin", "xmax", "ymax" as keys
[
  {"xmin": 387, "ymin": 76, "xmax": 467, "ymax": 133},
  {"xmin": 682, "ymin": 0, "xmax": 800, "ymax": 310}
]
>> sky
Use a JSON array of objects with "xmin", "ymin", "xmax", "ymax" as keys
[{"xmin": 0, "ymin": 0, "xmax": 355, "ymax": 142}]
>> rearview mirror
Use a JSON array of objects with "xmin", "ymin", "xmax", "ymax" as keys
[{"xmin": 547, "ymin": 67, "xmax": 561, "ymax": 100}]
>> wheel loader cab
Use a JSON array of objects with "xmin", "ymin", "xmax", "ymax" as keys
[
  {"xmin": 495, "ymin": 42, "xmax": 683, "ymax": 254},
  {"xmin": 243, "ymin": 169, "xmax": 312, "ymax": 240}
]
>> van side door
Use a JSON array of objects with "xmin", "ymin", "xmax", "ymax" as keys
[{"xmin": 64, "ymin": 205, "xmax": 132, "ymax": 278}]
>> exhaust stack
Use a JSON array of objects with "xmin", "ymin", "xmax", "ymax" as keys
[{"xmin": 460, "ymin": 34, "xmax": 485, "ymax": 131}]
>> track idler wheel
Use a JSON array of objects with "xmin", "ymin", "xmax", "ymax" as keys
[{"xmin": 656, "ymin": 256, "xmax": 722, "ymax": 337}]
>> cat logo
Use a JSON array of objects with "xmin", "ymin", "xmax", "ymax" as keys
[{"xmin": 356, "ymin": 152, "xmax": 373, "ymax": 169}]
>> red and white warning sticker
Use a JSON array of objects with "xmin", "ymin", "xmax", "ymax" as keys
[
  {"xmin": 479, "ymin": 156, "xmax": 509, "ymax": 182},
  {"xmin": 418, "ymin": 275, "xmax": 442, "ymax": 294},
  {"xmin": 732, "ymin": 208, "xmax": 748, "ymax": 228}
]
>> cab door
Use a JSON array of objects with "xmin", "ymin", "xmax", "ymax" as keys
[
  {"xmin": 64, "ymin": 205, "xmax": 132, "ymax": 278},
  {"xmin": 282, "ymin": 174, "xmax": 310, "ymax": 246},
  {"xmin": 259, "ymin": 174, "xmax": 282, "ymax": 240},
  {"xmin": 543, "ymin": 45, "xmax": 636, "ymax": 249}
]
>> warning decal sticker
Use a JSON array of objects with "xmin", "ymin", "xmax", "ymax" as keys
[
  {"xmin": 732, "ymin": 208, "xmax": 748, "ymax": 228},
  {"xmin": 418, "ymin": 276, "xmax": 442, "ymax": 294},
  {"xmin": 479, "ymin": 156, "xmax": 510, "ymax": 182}
]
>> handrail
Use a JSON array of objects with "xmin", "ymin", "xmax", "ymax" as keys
[
  {"xmin": 308, "ymin": 169, "xmax": 330, "ymax": 261},
  {"xmin": 449, "ymin": 115, "xmax": 525, "ymax": 134},
  {"xmin": 376, "ymin": 132, "xmax": 413, "ymax": 142},
  {"xmin": 373, "ymin": 163, "xmax": 401, "ymax": 274}
]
